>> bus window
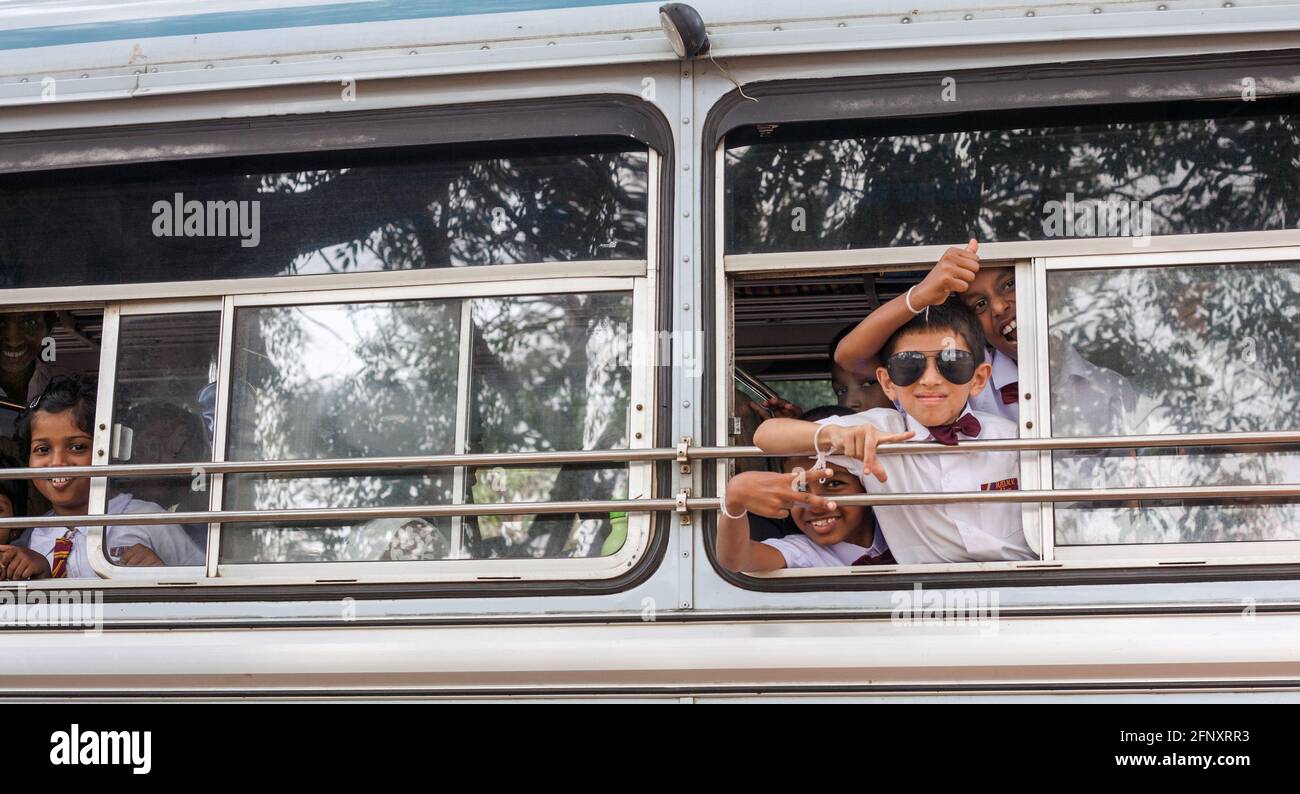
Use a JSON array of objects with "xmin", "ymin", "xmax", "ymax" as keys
[
  {"xmin": 0, "ymin": 309, "xmax": 101, "ymax": 519},
  {"xmin": 724, "ymin": 97, "xmax": 1300, "ymax": 255},
  {"xmin": 108, "ymin": 311, "xmax": 221, "ymax": 564},
  {"xmin": 221, "ymin": 299, "xmax": 460, "ymax": 564},
  {"xmin": 0, "ymin": 138, "xmax": 648, "ymax": 289},
  {"xmin": 463, "ymin": 292, "xmax": 633, "ymax": 559},
  {"xmin": 1047, "ymin": 260, "xmax": 1300, "ymax": 545},
  {"xmin": 218, "ymin": 289, "xmax": 635, "ymax": 564}
]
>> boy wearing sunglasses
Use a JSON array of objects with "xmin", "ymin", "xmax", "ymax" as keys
[{"xmin": 755, "ymin": 300, "xmax": 1035, "ymax": 564}]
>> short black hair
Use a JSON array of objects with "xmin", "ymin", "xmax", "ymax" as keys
[
  {"xmin": 15, "ymin": 374, "xmax": 98, "ymax": 461},
  {"xmin": 881, "ymin": 296, "xmax": 987, "ymax": 365},
  {"xmin": 799, "ymin": 405, "xmax": 856, "ymax": 423},
  {"xmin": 0, "ymin": 452, "xmax": 26, "ymax": 516},
  {"xmin": 829, "ymin": 324, "xmax": 857, "ymax": 365}
]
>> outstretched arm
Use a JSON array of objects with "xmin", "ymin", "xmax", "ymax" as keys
[
  {"xmin": 834, "ymin": 240, "xmax": 981, "ymax": 376},
  {"xmin": 716, "ymin": 469, "xmax": 837, "ymax": 572}
]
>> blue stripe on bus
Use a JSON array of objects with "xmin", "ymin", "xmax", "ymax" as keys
[{"xmin": 0, "ymin": 0, "xmax": 651, "ymax": 51}]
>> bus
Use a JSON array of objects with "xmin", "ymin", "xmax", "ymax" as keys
[{"xmin": 2, "ymin": 0, "xmax": 1300, "ymax": 701}]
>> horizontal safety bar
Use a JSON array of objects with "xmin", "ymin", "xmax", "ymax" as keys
[
  {"xmin": 1, "ymin": 430, "xmax": 1297, "ymax": 480},
  {"xmin": 3, "ymin": 483, "xmax": 1300, "ymax": 530}
]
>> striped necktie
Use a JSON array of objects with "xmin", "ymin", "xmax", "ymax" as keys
[{"xmin": 50, "ymin": 529, "xmax": 76, "ymax": 578}]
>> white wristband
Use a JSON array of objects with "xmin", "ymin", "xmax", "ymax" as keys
[
  {"xmin": 904, "ymin": 286, "xmax": 923, "ymax": 314},
  {"xmin": 719, "ymin": 485, "xmax": 748, "ymax": 520}
]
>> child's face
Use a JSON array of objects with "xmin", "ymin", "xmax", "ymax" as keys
[
  {"xmin": 781, "ymin": 457, "xmax": 871, "ymax": 547},
  {"xmin": 876, "ymin": 329, "xmax": 992, "ymax": 427},
  {"xmin": 830, "ymin": 361, "xmax": 893, "ymax": 413},
  {"xmin": 28, "ymin": 408, "xmax": 93, "ymax": 516},
  {"xmin": 0, "ymin": 313, "xmax": 50, "ymax": 376},
  {"xmin": 961, "ymin": 266, "xmax": 1017, "ymax": 361}
]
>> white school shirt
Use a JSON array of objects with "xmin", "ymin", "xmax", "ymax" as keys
[
  {"xmin": 761, "ymin": 525, "xmax": 890, "ymax": 569},
  {"xmin": 967, "ymin": 347, "xmax": 1019, "ymax": 423},
  {"xmin": 26, "ymin": 493, "xmax": 204, "ymax": 579},
  {"xmin": 818, "ymin": 407, "xmax": 1034, "ymax": 564}
]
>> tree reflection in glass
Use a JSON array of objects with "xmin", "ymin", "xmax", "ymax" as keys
[
  {"xmin": 223, "ymin": 300, "xmax": 460, "ymax": 563},
  {"xmin": 1048, "ymin": 261, "xmax": 1300, "ymax": 544},
  {"xmin": 465, "ymin": 292, "xmax": 632, "ymax": 559}
]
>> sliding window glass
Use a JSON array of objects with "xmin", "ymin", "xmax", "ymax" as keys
[
  {"xmin": 219, "ymin": 287, "xmax": 637, "ymax": 565},
  {"xmin": 1047, "ymin": 258, "xmax": 1300, "ymax": 548},
  {"xmin": 0, "ymin": 137, "xmax": 648, "ymax": 288}
]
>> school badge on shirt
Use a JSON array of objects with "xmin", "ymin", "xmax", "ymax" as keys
[{"xmin": 980, "ymin": 478, "xmax": 1019, "ymax": 491}]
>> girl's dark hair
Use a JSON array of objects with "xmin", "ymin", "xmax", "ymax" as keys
[
  {"xmin": 15, "ymin": 374, "xmax": 97, "ymax": 461},
  {"xmin": 0, "ymin": 452, "xmax": 26, "ymax": 516},
  {"xmin": 881, "ymin": 296, "xmax": 988, "ymax": 364}
]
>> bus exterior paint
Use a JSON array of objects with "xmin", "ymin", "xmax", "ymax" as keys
[{"xmin": 1, "ymin": 0, "xmax": 1300, "ymax": 700}]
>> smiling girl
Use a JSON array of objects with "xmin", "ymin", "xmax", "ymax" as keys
[{"xmin": 0, "ymin": 375, "xmax": 203, "ymax": 580}]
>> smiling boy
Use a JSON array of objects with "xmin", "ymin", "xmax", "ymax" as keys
[{"xmin": 756, "ymin": 300, "xmax": 1035, "ymax": 564}]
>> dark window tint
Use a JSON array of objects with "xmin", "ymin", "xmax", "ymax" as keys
[
  {"xmin": 725, "ymin": 98, "xmax": 1300, "ymax": 254},
  {"xmin": 0, "ymin": 137, "xmax": 648, "ymax": 289}
]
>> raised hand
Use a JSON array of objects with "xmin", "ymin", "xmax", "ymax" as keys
[{"xmin": 913, "ymin": 239, "xmax": 980, "ymax": 307}]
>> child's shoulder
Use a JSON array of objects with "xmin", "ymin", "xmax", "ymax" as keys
[
  {"xmin": 821, "ymin": 407, "xmax": 906, "ymax": 431},
  {"xmin": 970, "ymin": 409, "xmax": 1018, "ymax": 439}
]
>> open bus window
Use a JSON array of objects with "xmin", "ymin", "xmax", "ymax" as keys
[
  {"xmin": 0, "ymin": 309, "xmax": 101, "ymax": 522},
  {"xmin": 1048, "ymin": 260, "xmax": 1300, "ymax": 545},
  {"xmin": 219, "ymin": 290, "xmax": 633, "ymax": 564},
  {"xmin": 0, "ymin": 138, "xmax": 648, "ymax": 289}
]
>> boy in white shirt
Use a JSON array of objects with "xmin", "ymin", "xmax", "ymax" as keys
[{"xmin": 757, "ymin": 300, "xmax": 1035, "ymax": 564}]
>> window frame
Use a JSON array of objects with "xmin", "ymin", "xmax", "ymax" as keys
[
  {"xmin": 707, "ymin": 108, "xmax": 1300, "ymax": 588},
  {"xmin": 1034, "ymin": 243, "xmax": 1300, "ymax": 564}
]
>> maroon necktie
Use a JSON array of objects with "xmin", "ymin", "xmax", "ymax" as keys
[
  {"xmin": 852, "ymin": 549, "xmax": 897, "ymax": 566},
  {"xmin": 1000, "ymin": 382, "xmax": 1019, "ymax": 405},
  {"xmin": 925, "ymin": 412, "xmax": 982, "ymax": 446}
]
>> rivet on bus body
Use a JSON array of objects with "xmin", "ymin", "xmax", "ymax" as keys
[
  {"xmin": 1157, "ymin": 3, "xmax": 1167, "ymax": 8},
  {"xmin": 636, "ymin": 404, "xmax": 644, "ymax": 411},
  {"xmin": 964, "ymin": 13, "xmax": 974, "ymax": 19},
  {"xmin": 1025, "ymin": 11, "xmax": 1035, "ymax": 17},
  {"xmin": 837, "ymin": 22, "xmax": 847, "ymax": 27},
  {"xmin": 773, "ymin": 26, "xmax": 782, "ymax": 31},
  {"xmin": 203, "ymin": 64, "xmax": 213, "ymax": 70},
  {"xmin": 1223, "ymin": 1, "xmax": 1233, "ymax": 5},
  {"xmin": 635, "ymin": 432, "xmax": 643, "ymax": 439},
  {"xmin": 409, "ymin": 50, "xmax": 418, "ymax": 55},
  {"xmin": 623, "ymin": 36, "xmax": 632, "ymax": 40},
  {"xmin": 481, "ymin": 45, "xmax": 490, "ymax": 50},
  {"xmin": 682, "ymin": 303, "xmax": 691, "ymax": 310},
  {"xmin": 333, "ymin": 55, "xmax": 343, "ymax": 60},
  {"xmin": 682, "ymin": 550, "xmax": 690, "ymax": 558},
  {"xmin": 683, "ymin": 210, "xmax": 690, "ymax": 217},
  {"xmin": 1024, "ymin": 393, "xmax": 1032, "ymax": 400},
  {"xmin": 149, "ymin": 67, "xmax": 158, "ymax": 72},
  {"xmin": 683, "ymin": 163, "xmax": 690, "ymax": 170},
  {"xmin": 1092, "ymin": 6, "xmax": 1102, "ymax": 12},
  {"xmin": 1025, "ymin": 421, "xmax": 1034, "ymax": 430},
  {"xmin": 682, "ymin": 401, "xmax": 691, "ymax": 408},
  {"xmin": 901, "ymin": 17, "xmax": 911, "ymax": 23},
  {"xmin": 547, "ymin": 41, "xmax": 556, "ymax": 46},
  {"xmin": 270, "ymin": 60, "xmax": 279, "ymax": 64},
  {"xmin": 97, "ymin": 450, "xmax": 105, "ymax": 457},
  {"xmin": 19, "ymin": 77, "xmax": 27, "ymax": 83},
  {"xmin": 683, "ymin": 255, "xmax": 690, "ymax": 262},
  {"xmin": 80, "ymin": 73, "xmax": 89, "ymax": 78},
  {"xmin": 99, "ymin": 424, "xmax": 107, "ymax": 431}
]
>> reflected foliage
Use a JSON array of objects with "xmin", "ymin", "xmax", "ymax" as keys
[
  {"xmin": 0, "ymin": 140, "xmax": 647, "ymax": 288},
  {"xmin": 726, "ymin": 99, "xmax": 1300, "ymax": 253},
  {"xmin": 1049, "ymin": 262, "xmax": 1300, "ymax": 544}
]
